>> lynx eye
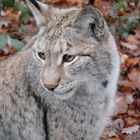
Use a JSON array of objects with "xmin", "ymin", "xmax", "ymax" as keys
[
  {"xmin": 63, "ymin": 55, "xmax": 76, "ymax": 63},
  {"xmin": 38, "ymin": 52, "xmax": 46, "ymax": 60}
]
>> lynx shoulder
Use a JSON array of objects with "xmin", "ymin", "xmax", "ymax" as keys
[{"xmin": 0, "ymin": 0, "xmax": 120, "ymax": 140}]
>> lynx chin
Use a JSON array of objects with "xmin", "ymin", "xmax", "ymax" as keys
[{"xmin": 0, "ymin": 0, "xmax": 120, "ymax": 140}]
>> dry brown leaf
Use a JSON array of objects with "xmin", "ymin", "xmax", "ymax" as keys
[
  {"xmin": 108, "ymin": 137, "xmax": 121, "ymax": 140},
  {"xmin": 114, "ymin": 96, "xmax": 128, "ymax": 115},
  {"xmin": 122, "ymin": 125, "xmax": 140, "ymax": 135},
  {"xmin": 120, "ymin": 41, "xmax": 138, "ymax": 50},
  {"xmin": 128, "ymin": 68, "xmax": 140, "ymax": 88},
  {"xmin": 119, "ymin": 86, "xmax": 134, "ymax": 94},
  {"xmin": 123, "ymin": 131, "xmax": 140, "ymax": 140},
  {"xmin": 119, "ymin": 79, "xmax": 138, "ymax": 91},
  {"xmin": 125, "ymin": 57, "xmax": 140, "ymax": 67},
  {"xmin": 127, "ymin": 110, "xmax": 140, "ymax": 118},
  {"xmin": 120, "ymin": 53, "xmax": 128, "ymax": 64},
  {"xmin": 101, "ymin": 127, "xmax": 111, "ymax": 140},
  {"xmin": 5, "ymin": 9, "xmax": 21, "ymax": 23},
  {"xmin": 125, "ymin": 117, "xmax": 138, "ymax": 126},
  {"xmin": 46, "ymin": 0, "xmax": 82, "ymax": 7},
  {"xmin": 126, "ymin": 35, "xmax": 140, "ymax": 46},
  {"xmin": 134, "ymin": 30, "xmax": 140, "ymax": 40},
  {"xmin": 107, "ymin": 118, "xmax": 124, "ymax": 137}
]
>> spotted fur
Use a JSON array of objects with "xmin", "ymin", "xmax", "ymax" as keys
[{"xmin": 0, "ymin": 0, "xmax": 120, "ymax": 140}]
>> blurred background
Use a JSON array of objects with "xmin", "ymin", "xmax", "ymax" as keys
[{"xmin": 0, "ymin": 0, "xmax": 140, "ymax": 139}]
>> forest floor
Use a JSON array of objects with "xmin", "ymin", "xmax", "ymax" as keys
[{"xmin": 0, "ymin": 0, "xmax": 140, "ymax": 140}]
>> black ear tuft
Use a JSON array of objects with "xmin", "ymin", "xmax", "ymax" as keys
[
  {"xmin": 88, "ymin": 0, "xmax": 95, "ymax": 5},
  {"xmin": 30, "ymin": 0, "xmax": 40, "ymax": 10},
  {"xmin": 90, "ymin": 23, "xmax": 96, "ymax": 33}
]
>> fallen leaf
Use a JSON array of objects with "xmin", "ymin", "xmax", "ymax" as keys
[
  {"xmin": 126, "ymin": 34, "xmax": 140, "ymax": 46},
  {"xmin": 120, "ymin": 53, "xmax": 128, "ymax": 64},
  {"xmin": 123, "ymin": 131, "xmax": 140, "ymax": 140},
  {"xmin": 109, "ymin": 118, "xmax": 124, "ymax": 137},
  {"xmin": 125, "ymin": 117, "xmax": 138, "ymax": 126},
  {"xmin": 134, "ymin": 30, "xmax": 140, "ymax": 40},
  {"xmin": 119, "ymin": 86, "xmax": 134, "ymax": 94},
  {"xmin": 108, "ymin": 137, "xmax": 121, "ymax": 140},
  {"xmin": 122, "ymin": 124, "xmax": 140, "ymax": 135},
  {"xmin": 119, "ymin": 79, "xmax": 138, "ymax": 91},
  {"xmin": 114, "ymin": 96, "xmax": 128, "ymax": 115},
  {"xmin": 128, "ymin": 68, "xmax": 140, "ymax": 88},
  {"xmin": 125, "ymin": 57, "xmax": 140, "ymax": 67},
  {"xmin": 120, "ymin": 41, "xmax": 138, "ymax": 50},
  {"xmin": 127, "ymin": 110, "xmax": 140, "ymax": 118}
]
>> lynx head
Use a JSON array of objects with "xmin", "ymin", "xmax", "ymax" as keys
[{"xmin": 26, "ymin": 0, "xmax": 114, "ymax": 100}]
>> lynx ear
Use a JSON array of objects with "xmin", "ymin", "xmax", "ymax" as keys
[
  {"xmin": 35, "ymin": 1, "xmax": 49, "ymax": 13},
  {"xmin": 88, "ymin": 0, "xmax": 95, "ymax": 5},
  {"xmin": 26, "ymin": 0, "xmax": 47, "ymax": 28},
  {"xmin": 75, "ymin": 6, "xmax": 106, "ymax": 40}
]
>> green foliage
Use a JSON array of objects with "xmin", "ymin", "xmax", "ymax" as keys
[
  {"xmin": 109, "ymin": 1, "xmax": 140, "ymax": 39},
  {"xmin": 1, "ymin": 0, "xmax": 31, "ymax": 24},
  {"xmin": 0, "ymin": 3, "xmax": 3, "ymax": 10},
  {"xmin": 114, "ymin": 1, "xmax": 128, "ymax": 11},
  {"xmin": 110, "ymin": 1, "xmax": 128, "ymax": 17},
  {"xmin": 2, "ymin": 0, "xmax": 15, "ymax": 8},
  {"xmin": 14, "ymin": 2, "xmax": 31, "ymax": 24},
  {"xmin": 124, "ymin": 16, "xmax": 140, "ymax": 32},
  {"xmin": 20, "ymin": 8, "xmax": 31, "ymax": 24},
  {"xmin": 13, "ymin": 2, "xmax": 31, "ymax": 24},
  {"xmin": 11, "ymin": 38, "xmax": 24, "ymax": 51},
  {"xmin": 13, "ymin": 2, "xmax": 24, "ymax": 10},
  {"xmin": 0, "ymin": 1, "xmax": 28, "ymax": 51},
  {"xmin": 0, "ymin": 35, "xmax": 7, "ymax": 49},
  {"xmin": 0, "ymin": 35, "xmax": 24, "ymax": 52},
  {"xmin": 19, "ymin": 27, "xmax": 29, "ymax": 36}
]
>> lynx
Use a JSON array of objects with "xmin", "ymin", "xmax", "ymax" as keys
[{"xmin": 0, "ymin": 0, "xmax": 120, "ymax": 140}]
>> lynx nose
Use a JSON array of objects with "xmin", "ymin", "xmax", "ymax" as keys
[
  {"xmin": 44, "ymin": 84, "xmax": 58, "ymax": 92},
  {"xmin": 43, "ymin": 77, "xmax": 60, "ymax": 92},
  {"xmin": 43, "ymin": 68, "xmax": 60, "ymax": 92}
]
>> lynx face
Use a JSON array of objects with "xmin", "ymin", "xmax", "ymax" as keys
[{"xmin": 27, "ymin": 0, "xmax": 113, "ymax": 100}]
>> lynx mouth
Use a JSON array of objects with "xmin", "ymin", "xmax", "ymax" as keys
[
  {"xmin": 53, "ymin": 88, "xmax": 76, "ymax": 100},
  {"xmin": 58, "ymin": 88, "xmax": 73, "ymax": 95}
]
